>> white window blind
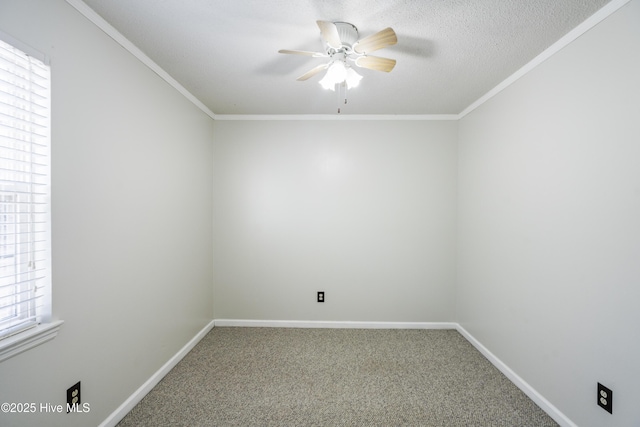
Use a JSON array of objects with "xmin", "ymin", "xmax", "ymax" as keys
[{"xmin": 0, "ymin": 37, "xmax": 51, "ymax": 341}]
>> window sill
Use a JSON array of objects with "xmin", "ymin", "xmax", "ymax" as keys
[{"xmin": 0, "ymin": 320, "xmax": 64, "ymax": 363}]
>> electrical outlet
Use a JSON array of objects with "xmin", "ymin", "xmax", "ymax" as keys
[
  {"xmin": 597, "ymin": 382, "xmax": 612, "ymax": 414},
  {"xmin": 67, "ymin": 381, "xmax": 81, "ymax": 413},
  {"xmin": 317, "ymin": 291, "xmax": 324, "ymax": 303}
]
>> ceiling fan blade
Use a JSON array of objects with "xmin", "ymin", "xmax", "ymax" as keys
[
  {"xmin": 353, "ymin": 27, "xmax": 397, "ymax": 54},
  {"xmin": 316, "ymin": 20, "xmax": 342, "ymax": 49},
  {"xmin": 355, "ymin": 55, "xmax": 396, "ymax": 72},
  {"xmin": 297, "ymin": 63, "xmax": 329, "ymax": 81},
  {"xmin": 279, "ymin": 49, "xmax": 326, "ymax": 58}
]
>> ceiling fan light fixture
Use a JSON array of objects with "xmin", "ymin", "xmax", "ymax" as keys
[
  {"xmin": 318, "ymin": 62, "xmax": 361, "ymax": 91},
  {"xmin": 345, "ymin": 67, "xmax": 362, "ymax": 89},
  {"xmin": 319, "ymin": 61, "xmax": 347, "ymax": 91},
  {"xmin": 318, "ymin": 76, "xmax": 336, "ymax": 91},
  {"xmin": 281, "ymin": 20, "xmax": 396, "ymax": 109}
]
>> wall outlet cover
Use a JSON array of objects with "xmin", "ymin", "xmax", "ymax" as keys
[
  {"xmin": 597, "ymin": 382, "xmax": 612, "ymax": 414},
  {"xmin": 67, "ymin": 381, "xmax": 81, "ymax": 413},
  {"xmin": 317, "ymin": 291, "xmax": 324, "ymax": 303}
]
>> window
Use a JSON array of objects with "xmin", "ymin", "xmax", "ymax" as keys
[{"xmin": 0, "ymin": 34, "xmax": 59, "ymax": 361}]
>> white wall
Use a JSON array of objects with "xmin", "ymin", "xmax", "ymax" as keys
[
  {"xmin": 213, "ymin": 120, "xmax": 457, "ymax": 322},
  {"xmin": 0, "ymin": 1, "xmax": 214, "ymax": 426},
  {"xmin": 2, "ymin": 0, "xmax": 637, "ymax": 425},
  {"xmin": 457, "ymin": 1, "xmax": 640, "ymax": 426}
]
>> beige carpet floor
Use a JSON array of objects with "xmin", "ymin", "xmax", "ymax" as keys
[{"xmin": 116, "ymin": 327, "xmax": 558, "ymax": 426}]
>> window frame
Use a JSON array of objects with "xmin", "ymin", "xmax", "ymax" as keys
[{"xmin": 0, "ymin": 30, "xmax": 62, "ymax": 363}]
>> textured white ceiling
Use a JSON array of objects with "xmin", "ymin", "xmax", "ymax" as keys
[{"xmin": 78, "ymin": 0, "xmax": 613, "ymax": 115}]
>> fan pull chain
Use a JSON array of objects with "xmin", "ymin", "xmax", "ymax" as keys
[
  {"xmin": 344, "ymin": 82, "xmax": 348, "ymax": 106},
  {"xmin": 336, "ymin": 82, "xmax": 348, "ymax": 114}
]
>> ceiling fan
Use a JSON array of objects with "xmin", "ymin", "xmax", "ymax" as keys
[{"xmin": 279, "ymin": 21, "xmax": 397, "ymax": 111}]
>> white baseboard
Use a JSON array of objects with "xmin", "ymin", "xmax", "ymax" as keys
[
  {"xmin": 99, "ymin": 319, "xmax": 575, "ymax": 427},
  {"xmin": 98, "ymin": 320, "xmax": 216, "ymax": 427},
  {"xmin": 214, "ymin": 319, "xmax": 457, "ymax": 329},
  {"xmin": 455, "ymin": 325, "xmax": 577, "ymax": 427}
]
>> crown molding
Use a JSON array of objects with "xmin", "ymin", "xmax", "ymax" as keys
[
  {"xmin": 65, "ymin": 0, "xmax": 216, "ymax": 120},
  {"xmin": 213, "ymin": 114, "xmax": 459, "ymax": 121},
  {"xmin": 458, "ymin": 0, "xmax": 632, "ymax": 119},
  {"xmin": 67, "ymin": 0, "xmax": 630, "ymax": 122}
]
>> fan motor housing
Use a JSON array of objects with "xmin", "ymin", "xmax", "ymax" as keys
[{"xmin": 330, "ymin": 22, "xmax": 359, "ymax": 52}]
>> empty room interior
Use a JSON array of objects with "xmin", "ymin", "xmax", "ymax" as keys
[{"xmin": 0, "ymin": 0, "xmax": 639, "ymax": 426}]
